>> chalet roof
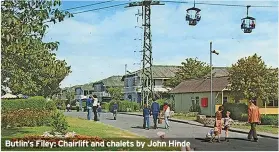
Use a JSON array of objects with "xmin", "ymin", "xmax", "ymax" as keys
[
  {"xmin": 122, "ymin": 66, "xmax": 229, "ymax": 80},
  {"xmin": 93, "ymin": 75, "xmax": 123, "ymax": 87},
  {"xmin": 170, "ymin": 76, "xmax": 229, "ymax": 94},
  {"xmin": 122, "ymin": 65, "xmax": 180, "ymax": 80}
]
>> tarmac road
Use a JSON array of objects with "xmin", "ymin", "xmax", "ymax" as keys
[{"xmin": 64, "ymin": 112, "xmax": 279, "ymax": 151}]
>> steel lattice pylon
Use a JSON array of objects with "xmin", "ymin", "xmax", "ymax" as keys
[{"xmin": 126, "ymin": 0, "xmax": 164, "ymax": 106}]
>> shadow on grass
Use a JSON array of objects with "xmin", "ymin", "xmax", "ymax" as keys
[{"xmin": 1, "ymin": 128, "xmax": 33, "ymax": 137}]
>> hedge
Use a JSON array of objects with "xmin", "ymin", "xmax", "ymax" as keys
[
  {"xmin": 261, "ymin": 115, "xmax": 278, "ymax": 125},
  {"xmin": 223, "ymin": 102, "xmax": 248, "ymax": 120},
  {"xmin": 2, "ymin": 96, "xmax": 56, "ymax": 111},
  {"xmin": 107, "ymin": 100, "xmax": 140, "ymax": 112},
  {"xmin": 2, "ymin": 109, "xmax": 52, "ymax": 128},
  {"xmin": 1, "ymin": 96, "xmax": 56, "ymax": 128}
]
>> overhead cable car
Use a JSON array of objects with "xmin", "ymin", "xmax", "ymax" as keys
[
  {"xmin": 241, "ymin": 5, "xmax": 256, "ymax": 33},
  {"xmin": 185, "ymin": 0, "xmax": 201, "ymax": 26}
]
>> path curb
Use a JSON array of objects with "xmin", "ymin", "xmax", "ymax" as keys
[{"xmin": 119, "ymin": 112, "xmax": 278, "ymax": 139}]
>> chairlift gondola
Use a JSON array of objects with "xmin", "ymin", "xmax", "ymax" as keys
[
  {"xmin": 241, "ymin": 5, "xmax": 256, "ymax": 33},
  {"xmin": 185, "ymin": 0, "xmax": 201, "ymax": 26}
]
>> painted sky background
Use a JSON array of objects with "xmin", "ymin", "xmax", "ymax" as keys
[{"xmin": 43, "ymin": 0, "xmax": 278, "ymax": 88}]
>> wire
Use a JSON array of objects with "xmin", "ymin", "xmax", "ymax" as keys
[
  {"xmin": 67, "ymin": 0, "xmax": 277, "ymax": 15},
  {"xmin": 161, "ymin": 0, "xmax": 278, "ymax": 8},
  {"xmin": 71, "ymin": 2, "xmax": 130, "ymax": 15},
  {"xmin": 63, "ymin": 0, "xmax": 115, "ymax": 11}
]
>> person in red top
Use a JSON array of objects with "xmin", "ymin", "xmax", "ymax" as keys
[
  {"xmin": 248, "ymin": 99, "xmax": 261, "ymax": 142},
  {"xmin": 163, "ymin": 103, "xmax": 170, "ymax": 129}
]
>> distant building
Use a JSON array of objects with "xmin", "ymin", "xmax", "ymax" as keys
[
  {"xmin": 121, "ymin": 66, "xmax": 230, "ymax": 103},
  {"xmin": 92, "ymin": 76, "xmax": 123, "ymax": 102},
  {"xmin": 74, "ymin": 84, "xmax": 94, "ymax": 100},
  {"xmin": 121, "ymin": 65, "xmax": 180, "ymax": 103}
]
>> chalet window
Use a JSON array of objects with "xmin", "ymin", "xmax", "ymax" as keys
[
  {"xmin": 195, "ymin": 97, "xmax": 200, "ymax": 105},
  {"xmin": 223, "ymin": 97, "xmax": 228, "ymax": 103},
  {"xmin": 267, "ymin": 99, "xmax": 278, "ymax": 107},
  {"xmin": 132, "ymin": 77, "xmax": 136, "ymax": 86},
  {"xmin": 84, "ymin": 90, "xmax": 88, "ymax": 96},
  {"xmin": 191, "ymin": 97, "xmax": 195, "ymax": 105},
  {"xmin": 124, "ymin": 79, "xmax": 128, "ymax": 87}
]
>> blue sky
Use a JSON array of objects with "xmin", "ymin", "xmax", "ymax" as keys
[{"xmin": 43, "ymin": 0, "xmax": 278, "ymax": 88}]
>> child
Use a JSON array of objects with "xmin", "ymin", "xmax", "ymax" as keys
[
  {"xmin": 143, "ymin": 104, "xmax": 150, "ymax": 130},
  {"xmin": 206, "ymin": 127, "xmax": 218, "ymax": 143},
  {"xmin": 223, "ymin": 111, "xmax": 231, "ymax": 142}
]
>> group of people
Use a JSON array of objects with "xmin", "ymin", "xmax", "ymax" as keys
[
  {"xmin": 208, "ymin": 99, "xmax": 261, "ymax": 143},
  {"xmin": 142, "ymin": 98, "xmax": 171, "ymax": 130},
  {"xmin": 86, "ymin": 95, "xmax": 101, "ymax": 121},
  {"xmin": 241, "ymin": 20, "xmax": 256, "ymax": 29}
]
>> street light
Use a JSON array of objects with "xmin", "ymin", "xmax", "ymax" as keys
[{"xmin": 210, "ymin": 41, "xmax": 219, "ymax": 117}]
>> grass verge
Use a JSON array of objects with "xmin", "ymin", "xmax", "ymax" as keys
[
  {"xmin": 2, "ymin": 117, "xmax": 180, "ymax": 151},
  {"xmin": 232, "ymin": 124, "xmax": 278, "ymax": 135}
]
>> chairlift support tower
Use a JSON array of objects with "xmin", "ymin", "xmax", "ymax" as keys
[{"xmin": 126, "ymin": 1, "xmax": 164, "ymax": 106}]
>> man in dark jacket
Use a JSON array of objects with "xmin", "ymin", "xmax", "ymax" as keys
[
  {"xmin": 112, "ymin": 102, "xmax": 118, "ymax": 120},
  {"xmin": 151, "ymin": 97, "xmax": 160, "ymax": 129},
  {"xmin": 86, "ymin": 96, "xmax": 93, "ymax": 120},
  {"xmin": 143, "ymin": 104, "xmax": 150, "ymax": 130}
]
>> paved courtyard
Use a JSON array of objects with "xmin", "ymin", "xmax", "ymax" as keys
[{"xmin": 64, "ymin": 112, "xmax": 279, "ymax": 151}]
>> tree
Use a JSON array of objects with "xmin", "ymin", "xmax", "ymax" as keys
[
  {"xmin": 107, "ymin": 87, "xmax": 124, "ymax": 101},
  {"xmin": 165, "ymin": 58, "xmax": 211, "ymax": 88},
  {"xmin": 1, "ymin": 0, "xmax": 73, "ymax": 97},
  {"xmin": 228, "ymin": 54, "xmax": 278, "ymax": 102}
]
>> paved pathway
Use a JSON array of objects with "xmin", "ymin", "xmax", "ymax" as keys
[{"xmin": 64, "ymin": 112, "xmax": 279, "ymax": 151}]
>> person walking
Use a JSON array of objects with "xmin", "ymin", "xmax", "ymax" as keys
[
  {"xmin": 67, "ymin": 103, "xmax": 71, "ymax": 112},
  {"xmin": 143, "ymin": 104, "xmax": 150, "ymax": 130},
  {"xmin": 151, "ymin": 97, "xmax": 160, "ymax": 129},
  {"xmin": 163, "ymin": 102, "xmax": 170, "ymax": 129},
  {"xmin": 248, "ymin": 99, "xmax": 261, "ymax": 142},
  {"xmin": 215, "ymin": 106, "xmax": 224, "ymax": 142},
  {"xmin": 86, "ymin": 96, "xmax": 93, "ymax": 120},
  {"xmin": 112, "ymin": 101, "xmax": 118, "ymax": 120},
  {"xmin": 92, "ymin": 95, "xmax": 99, "ymax": 121}
]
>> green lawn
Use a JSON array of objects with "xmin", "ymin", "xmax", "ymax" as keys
[
  {"xmin": 232, "ymin": 125, "xmax": 278, "ymax": 135},
  {"xmin": 2, "ymin": 117, "xmax": 180, "ymax": 151}
]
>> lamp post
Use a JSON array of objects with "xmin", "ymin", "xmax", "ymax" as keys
[{"xmin": 210, "ymin": 41, "xmax": 219, "ymax": 117}]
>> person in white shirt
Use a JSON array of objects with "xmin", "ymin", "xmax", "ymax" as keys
[
  {"xmin": 163, "ymin": 103, "xmax": 170, "ymax": 129},
  {"xmin": 92, "ymin": 95, "xmax": 99, "ymax": 121}
]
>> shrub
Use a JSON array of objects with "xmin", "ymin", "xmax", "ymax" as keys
[
  {"xmin": 223, "ymin": 103, "xmax": 248, "ymax": 120},
  {"xmin": 50, "ymin": 110, "xmax": 69, "ymax": 134},
  {"xmin": 1, "ymin": 96, "xmax": 56, "ymax": 128},
  {"xmin": 1, "ymin": 109, "xmax": 52, "ymax": 128},
  {"xmin": 261, "ymin": 115, "xmax": 278, "ymax": 125},
  {"xmin": 2, "ymin": 96, "xmax": 48, "ymax": 111},
  {"xmin": 189, "ymin": 104, "xmax": 201, "ymax": 114},
  {"xmin": 45, "ymin": 100, "xmax": 57, "ymax": 111},
  {"xmin": 102, "ymin": 102, "xmax": 110, "ymax": 111},
  {"xmin": 108, "ymin": 100, "xmax": 140, "ymax": 112}
]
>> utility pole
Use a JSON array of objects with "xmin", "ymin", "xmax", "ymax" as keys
[
  {"xmin": 210, "ymin": 41, "xmax": 219, "ymax": 117},
  {"xmin": 125, "ymin": 64, "xmax": 127, "ymax": 75},
  {"xmin": 126, "ymin": 0, "xmax": 164, "ymax": 106}
]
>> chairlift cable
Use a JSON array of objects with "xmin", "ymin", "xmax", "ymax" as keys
[
  {"xmin": 62, "ymin": 0, "xmax": 115, "ymax": 11},
  {"xmin": 161, "ymin": 0, "xmax": 277, "ymax": 8},
  {"xmin": 71, "ymin": 2, "xmax": 130, "ymax": 15}
]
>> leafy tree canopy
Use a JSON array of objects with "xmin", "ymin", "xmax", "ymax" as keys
[
  {"xmin": 107, "ymin": 87, "xmax": 124, "ymax": 101},
  {"xmin": 1, "ymin": 0, "xmax": 73, "ymax": 97},
  {"xmin": 164, "ymin": 58, "xmax": 211, "ymax": 88},
  {"xmin": 228, "ymin": 54, "xmax": 278, "ymax": 102}
]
